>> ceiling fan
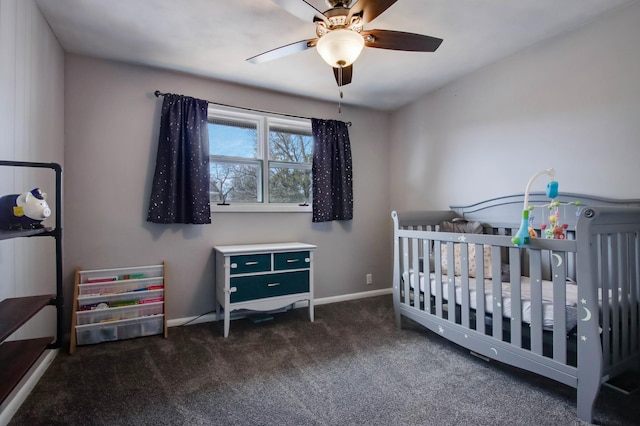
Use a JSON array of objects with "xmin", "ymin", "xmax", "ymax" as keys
[{"xmin": 247, "ymin": 0, "xmax": 443, "ymax": 87}]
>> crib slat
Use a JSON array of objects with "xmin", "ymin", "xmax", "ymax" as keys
[
  {"xmin": 620, "ymin": 234, "xmax": 630, "ymax": 358},
  {"xmin": 445, "ymin": 242, "xmax": 456, "ymax": 320},
  {"xmin": 402, "ymin": 237, "xmax": 410, "ymax": 306},
  {"xmin": 476, "ymin": 251, "xmax": 487, "ymax": 335},
  {"xmin": 631, "ymin": 233, "xmax": 639, "ymax": 353},
  {"xmin": 492, "ymin": 245, "xmax": 504, "ymax": 340},
  {"xmin": 424, "ymin": 239, "xmax": 432, "ymax": 314},
  {"xmin": 509, "ymin": 247, "xmax": 522, "ymax": 348},
  {"xmin": 611, "ymin": 234, "xmax": 621, "ymax": 364},
  {"xmin": 551, "ymin": 251, "xmax": 567, "ymax": 363},
  {"xmin": 529, "ymin": 250, "xmax": 544, "ymax": 355},
  {"xmin": 447, "ymin": 243, "xmax": 469, "ymax": 322},
  {"xmin": 600, "ymin": 235, "xmax": 611, "ymax": 368},
  {"xmin": 461, "ymin": 244, "xmax": 470, "ymax": 328},
  {"xmin": 435, "ymin": 241, "xmax": 444, "ymax": 318},
  {"xmin": 492, "ymin": 245, "xmax": 503, "ymax": 340},
  {"xmin": 411, "ymin": 238, "xmax": 420, "ymax": 310}
]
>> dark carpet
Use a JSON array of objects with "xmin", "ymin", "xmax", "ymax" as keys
[{"xmin": 9, "ymin": 296, "xmax": 640, "ymax": 425}]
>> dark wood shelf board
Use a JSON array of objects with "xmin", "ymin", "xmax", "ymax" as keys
[
  {"xmin": 0, "ymin": 295, "xmax": 55, "ymax": 342},
  {"xmin": 0, "ymin": 228, "xmax": 49, "ymax": 241},
  {"xmin": 0, "ymin": 337, "xmax": 53, "ymax": 402}
]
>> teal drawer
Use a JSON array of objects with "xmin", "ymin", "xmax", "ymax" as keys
[
  {"xmin": 274, "ymin": 251, "xmax": 310, "ymax": 271},
  {"xmin": 230, "ymin": 254, "xmax": 271, "ymax": 275},
  {"xmin": 230, "ymin": 271, "xmax": 309, "ymax": 303}
]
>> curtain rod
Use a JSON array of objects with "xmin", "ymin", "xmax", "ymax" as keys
[{"xmin": 154, "ymin": 90, "xmax": 351, "ymax": 127}]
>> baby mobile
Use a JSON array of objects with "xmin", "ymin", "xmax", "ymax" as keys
[{"xmin": 511, "ymin": 168, "xmax": 581, "ymax": 247}]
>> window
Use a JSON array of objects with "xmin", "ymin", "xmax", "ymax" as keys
[{"xmin": 208, "ymin": 107, "xmax": 313, "ymax": 212}]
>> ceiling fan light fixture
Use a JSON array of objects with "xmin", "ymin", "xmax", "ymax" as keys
[{"xmin": 316, "ymin": 29, "xmax": 365, "ymax": 67}]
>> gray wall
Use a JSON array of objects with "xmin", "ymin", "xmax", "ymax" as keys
[
  {"xmin": 390, "ymin": 2, "xmax": 640, "ymax": 211},
  {"xmin": 0, "ymin": 0, "xmax": 64, "ymax": 339},
  {"xmin": 63, "ymin": 55, "xmax": 391, "ymax": 327}
]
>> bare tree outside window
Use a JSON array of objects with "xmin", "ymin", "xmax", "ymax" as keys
[
  {"xmin": 210, "ymin": 163, "xmax": 260, "ymax": 203},
  {"xmin": 269, "ymin": 128, "xmax": 312, "ymax": 204}
]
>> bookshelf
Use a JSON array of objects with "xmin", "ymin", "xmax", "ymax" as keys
[{"xmin": 70, "ymin": 263, "xmax": 167, "ymax": 354}]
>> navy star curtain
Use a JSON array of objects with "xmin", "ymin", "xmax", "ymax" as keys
[
  {"xmin": 311, "ymin": 118, "xmax": 353, "ymax": 222},
  {"xmin": 147, "ymin": 94, "xmax": 211, "ymax": 224}
]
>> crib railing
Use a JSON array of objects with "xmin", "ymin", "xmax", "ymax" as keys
[
  {"xmin": 395, "ymin": 221, "xmax": 578, "ymax": 366},
  {"xmin": 575, "ymin": 207, "xmax": 640, "ymax": 376}
]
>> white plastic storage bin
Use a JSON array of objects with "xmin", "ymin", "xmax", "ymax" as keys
[
  {"xmin": 75, "ymin": 302, "xmax": 164, "ymax": 325},
  {"xmin": 77, "ymin": 289, "xmax": 164, "ymax": 310},
  {"xmin": 79, "ymin": 264, "xmax": 164, "ymax": 284},
  {"xmin": 77, "ymin": 276, "xmax": 164, "ymax": 297},
  {"xmin": 75, "ymin": 315, "xmax": 165, "ymax": 346},
  {"xmin": 71, "ymin": 262, "xmax": 168, "ymax": 353}
]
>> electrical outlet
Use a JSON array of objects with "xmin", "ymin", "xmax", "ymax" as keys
[{"xmin": 366, "ymin": 273, "xmax": 373, "ymax": 285}]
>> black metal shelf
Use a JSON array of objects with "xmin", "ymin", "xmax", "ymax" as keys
[{"xmin": 0, "ymin": 160, "xmax": 63, "ymax": 407}]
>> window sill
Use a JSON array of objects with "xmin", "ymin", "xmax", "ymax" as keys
[{"xmin": 211, "ymin": 203, "xmax": 312, "ymax": 213}]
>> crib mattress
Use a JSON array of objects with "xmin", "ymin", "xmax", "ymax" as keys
[{"xmin": 404, "ymin": 271, "xmax": 579, "ymax": 332}]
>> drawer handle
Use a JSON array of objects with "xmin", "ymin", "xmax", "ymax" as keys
[
  {"xmin": 286, "ymin": 259, "xmax": 299, "ymax": 263},
  {"xmin": 267, "ymin": 282, "xmax": 280, "ymax": 287},
  {"xmin": 245, "ymin": 261, "xmax": 259, "ymax": 266}
]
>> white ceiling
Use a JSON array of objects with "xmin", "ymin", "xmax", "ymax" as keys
[{"xmin": 35, "ymin": 0, "xmax": 636, "ymax": 111}]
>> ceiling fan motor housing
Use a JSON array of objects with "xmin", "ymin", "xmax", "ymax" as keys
[
  {"xmin": 316, "ymin": 8, "xmax": 363, "ymax": 37},
  {"xmin": 325, "ymin": 0, "xmax": 353, "ymax": 8}
]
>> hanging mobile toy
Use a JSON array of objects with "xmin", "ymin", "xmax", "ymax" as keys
[
  {"xmin": 541, "ymin": 206, "xmax": 562, "ymax": 239},
  {"xmin": 511, "ymin": 168, "xmax": 558, "ymax": 247},
  {"xmin": 539, "ymin": 199, "xmax": 581, "ymax": 239}
]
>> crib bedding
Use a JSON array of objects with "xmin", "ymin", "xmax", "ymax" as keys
[{"xmin": 404, "ymin": 271, "xmax": 578, "ymax": 332}]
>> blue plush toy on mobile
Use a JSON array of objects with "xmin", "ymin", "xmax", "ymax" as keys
[
  {"xmin": 547, "ymin": 180, "xmax": 558, "ymax": 199},
  {"xmin": 511, "ymin": 169, "xmax": 556, "ymax": 247}
]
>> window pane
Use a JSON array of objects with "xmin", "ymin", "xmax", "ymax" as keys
[
  {"xmin": 269, "ymin": 128, "xmax": 313, "ymax": 163},
  {"xmin": 269, "ymin": 167, "xmax": 311, "ymax": 204},
  {"xmin": 209, "ymin": 120, "xmax": 258, "ymax": 158},
  {"xmin": 210, "ymin": 162, "xmax": 262, "ymax": 203}
]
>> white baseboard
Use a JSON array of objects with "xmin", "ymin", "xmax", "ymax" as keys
[
  {"xmin": 311, "ymin": 287, "xmax": 392, "ymax": 306},
  {"xmin": 0, "ymin": 349, "xmax": 58, "ymax": 426},
  {"xmin": 167, "ymin": 287, "xmax": 392, "ymax": 328}
]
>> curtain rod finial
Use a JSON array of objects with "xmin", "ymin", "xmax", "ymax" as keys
[{"xmin": 154, "ymin": 90, "xmax": 161, "ymax": 97}]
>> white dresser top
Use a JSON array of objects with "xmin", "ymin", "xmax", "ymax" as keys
[{"xmin": 213, "ymin": 242, "xmax": 316, "ymax": 255}]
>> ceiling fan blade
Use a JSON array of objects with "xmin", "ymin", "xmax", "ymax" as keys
[
  {"xmin": 333, "ymin": 64, "xmax": 353, "ymax": 86},
  {"xmin": 247, "ymin": 39, "xmax": 318, "ymax": 64},
  {"xmin": 271, "ymin": 0, "xmax": 329, "ymax": 25},
  {"xmin": 348, "ymin": 0, "xmax": 398, "ymax": 24},
  {"xmin": 362, "ymin": 29, "xmax": 443, "ymax": 52}
]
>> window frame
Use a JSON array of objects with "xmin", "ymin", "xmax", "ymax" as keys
[{"xmin": 208, "ymin": 106, "xmax": 313, "ymax": 213}]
